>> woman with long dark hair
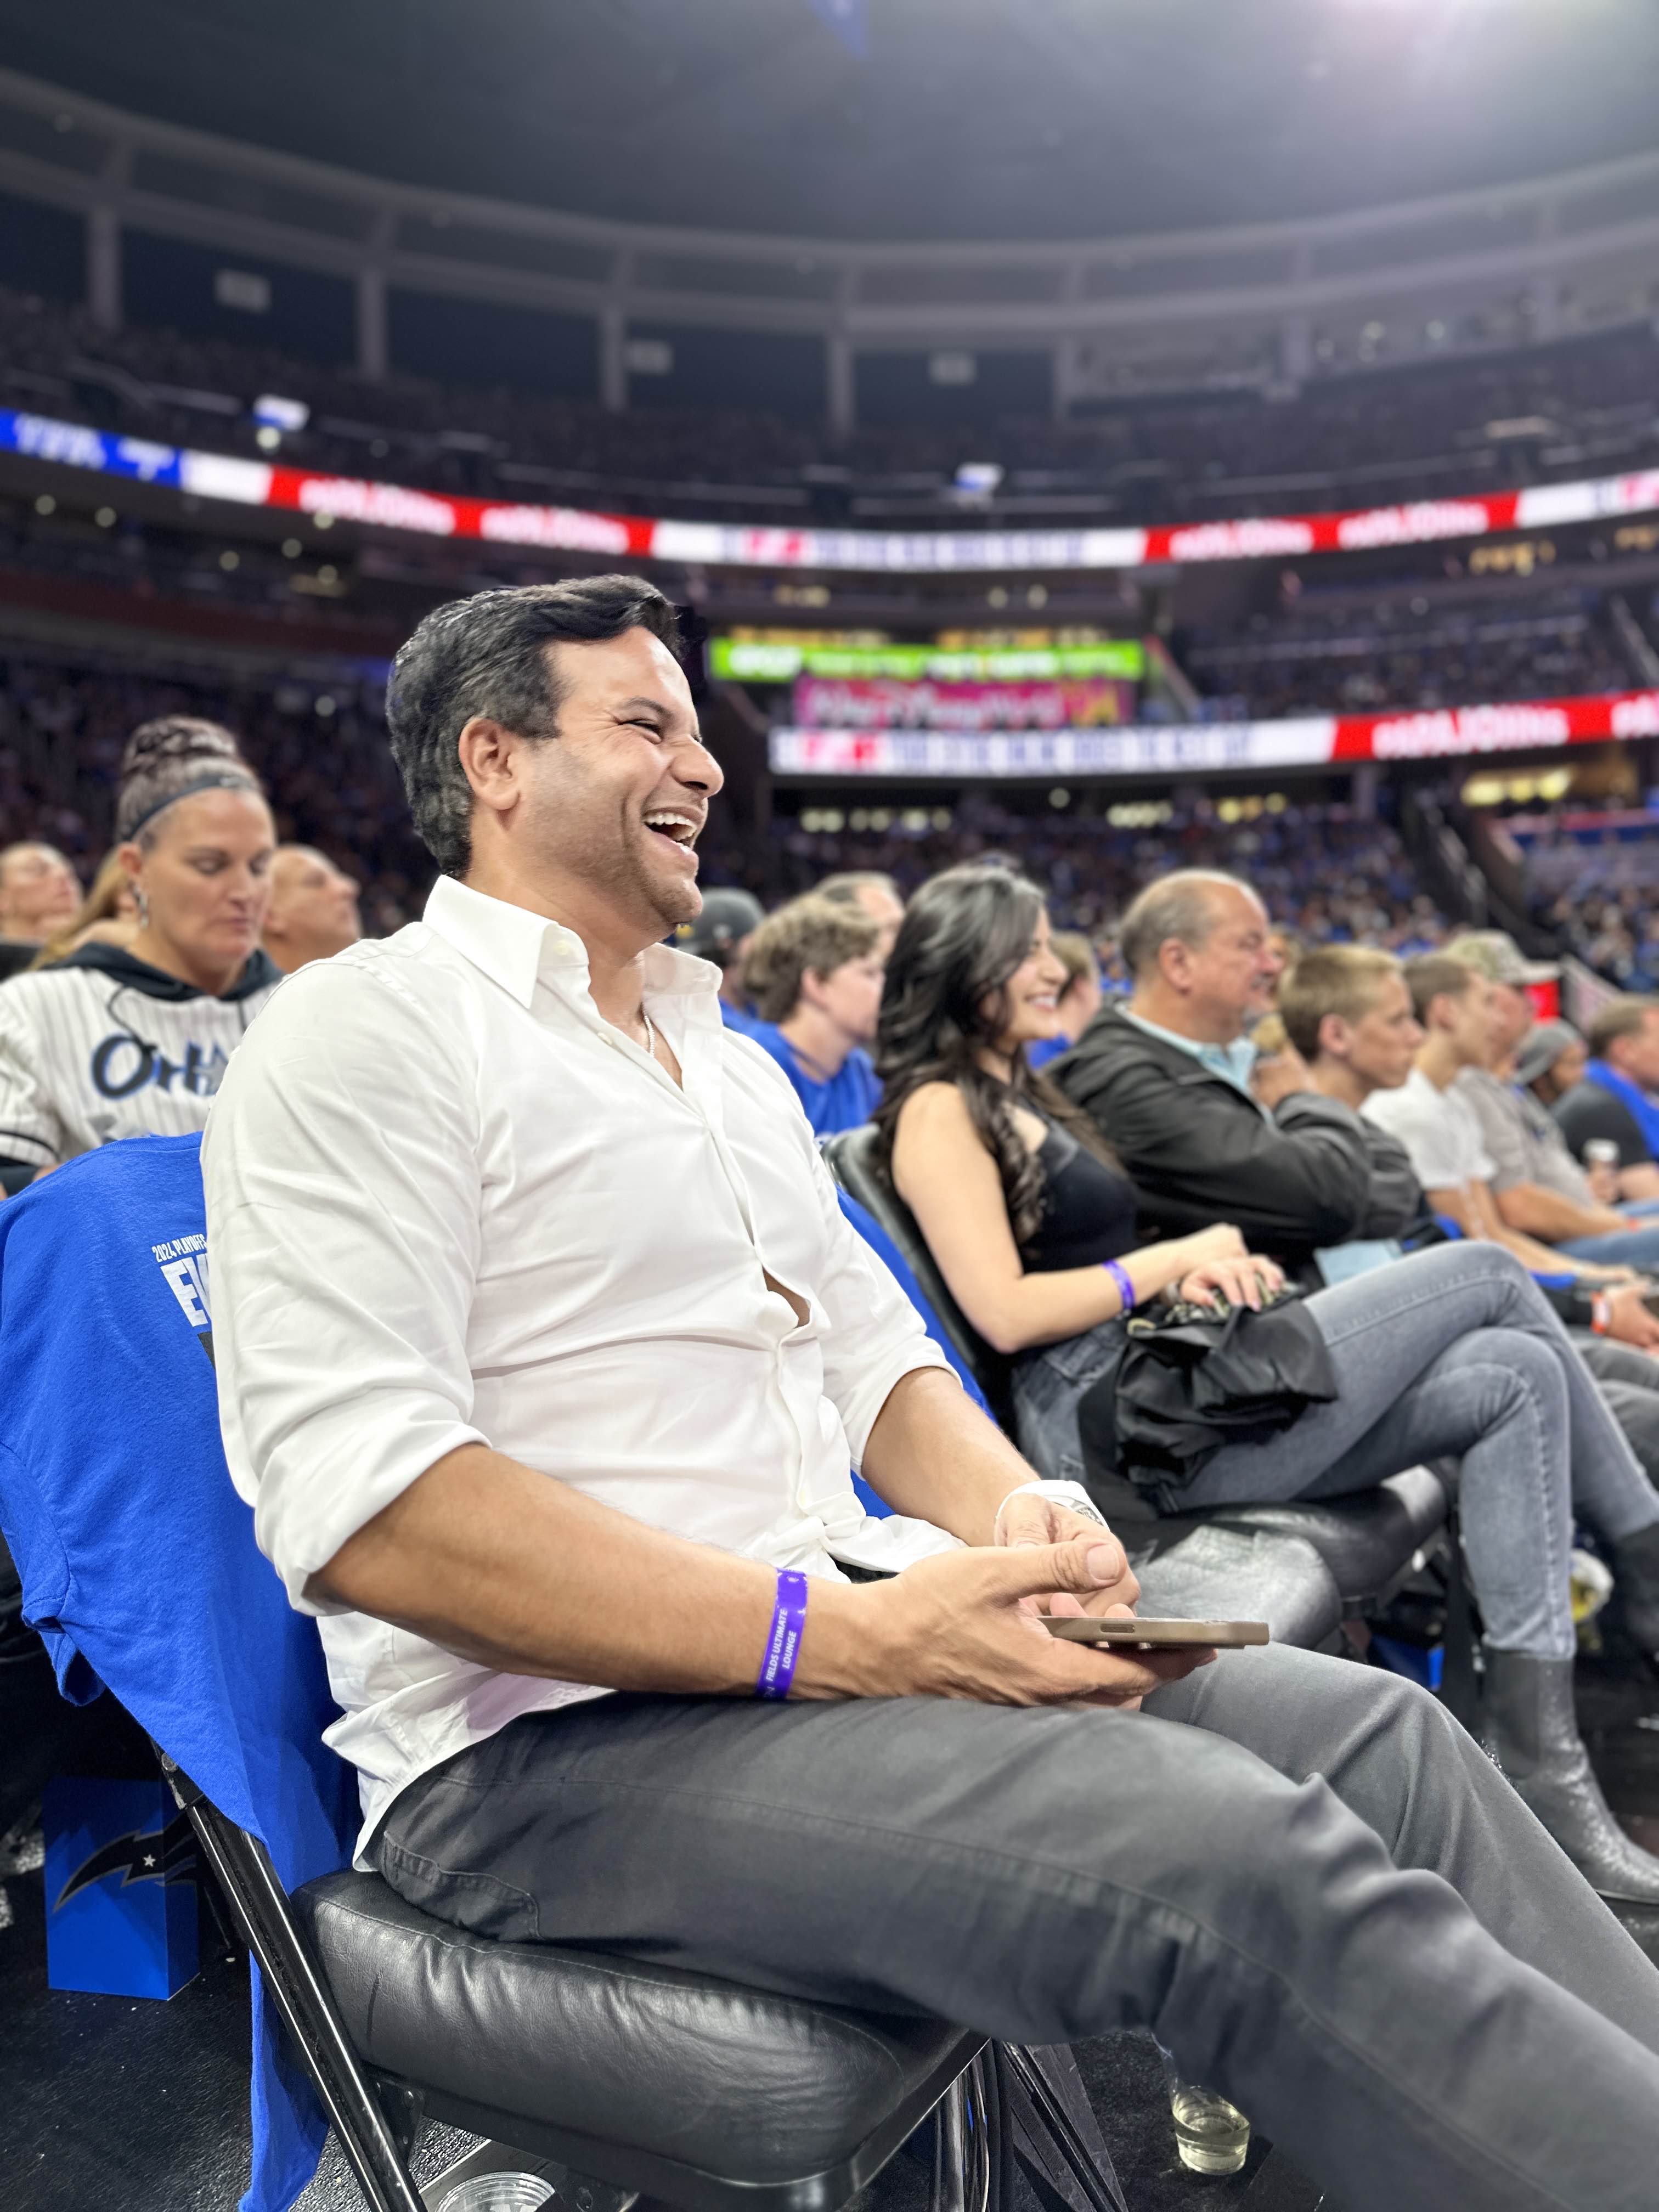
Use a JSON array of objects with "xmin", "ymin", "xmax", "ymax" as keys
[{"xmin": 874, "ymin": 860, "xmax": 1659, "ymax": 1901}]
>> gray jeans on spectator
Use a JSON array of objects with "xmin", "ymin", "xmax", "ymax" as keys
[
  {"xmin": 1558, "ymin": 1222, "xmax": 1659, "ymax": 1271},
  {"xmin": 1015, "ymin": 1241, "xmax": 1659, "ymax": 1658},
  {"xmin": 376, "ymin": 1643, "xmax": 1659, "ymax": 2212},
  {"xmin": 1576, "ymin": 1331, "xmax": 1659, "ymax": 1488}
]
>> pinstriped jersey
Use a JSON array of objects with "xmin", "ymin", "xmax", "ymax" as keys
[{"xmin": 0, "ymin": 944, "xmax": 281, "ymax": 1170}]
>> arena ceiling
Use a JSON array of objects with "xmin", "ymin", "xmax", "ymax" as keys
[{"xmin": 5, "ymin": 0, "xmax": 1659, "ymax": 245}]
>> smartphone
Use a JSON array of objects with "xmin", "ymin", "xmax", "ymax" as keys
[{"xmin": 1042, "ymin": 1616, "xmax": 1269, "ymax": 1650}]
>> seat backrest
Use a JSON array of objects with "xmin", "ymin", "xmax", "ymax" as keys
[
  {"xmin": 833, "ymin": 1187, "xmax": 989, "ymax": 1423},
  {"xmin": 0, "ymin": 1133, "xmax": 355, "ymax": 2212},
  {"xmin": 823, "ymin": 1125, "xmax": 1014, "ymax": 1427}
]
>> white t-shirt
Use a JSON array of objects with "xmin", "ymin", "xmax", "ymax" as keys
[
  {"xmin": 1362, "ymin": 1065, "xmax": 1496, "ymax": 1193},
  {"xmin": 0, "ymin": 944, "xmax": 282, "ymax": 1171}
]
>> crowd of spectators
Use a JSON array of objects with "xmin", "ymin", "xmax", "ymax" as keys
[
  {"xmin": 8, "ymin": 281, "xmax": 1659, "ymax": 527},
  {"xmin": 15, "ymin": 576, "xmax": 1659, "ymax": 2022},
  {"xmin": 13, "ymin": 582, "xmax": 1659, "ymax": 2191},
  {"xmin": 1184, "ymin": 584, "xmax": 1639, "ymax": 722},
  {"xmin": 0, "ymin": 653, "xmax": 1446, "ymax": 955},
  {"xmin": 1544, "ymin": 885, "xmax": 1659, "ymax": 992},
  {"xmin": 0, "ymin": 653, "xmax": 428, "ymax": 938},
  {"xmin": 747, "ymin": 793, "xmax": 1444, "ymax": 960},
  {"xmin": 1488, "ymin": 809, "xmax": 1659, "ymax": 992}
]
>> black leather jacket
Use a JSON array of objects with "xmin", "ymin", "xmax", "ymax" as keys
[{"xmin": 1051, "ymin": 1005, "xmax": 1422, "ymax": 1271}]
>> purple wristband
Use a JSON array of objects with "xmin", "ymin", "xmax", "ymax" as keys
[
  {"xmin": 1101, "ymin": 1258, "xmax": 1136, "ymax": 1314},
  {"xmin": 755, "ymin": 1569, "xmax": 810, "ymax": 1700}
]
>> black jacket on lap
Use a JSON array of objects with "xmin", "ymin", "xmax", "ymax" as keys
[{"xmin": 1051, "ymin": 1005, "xmax": 1418, "ymax": 1271}]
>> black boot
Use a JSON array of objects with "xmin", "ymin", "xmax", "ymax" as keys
[
  {"xmin": 1610, "ymin": 1521, "xmax": 1659, "ymax": 1652},
  {"xmin": 1481, "ymin": 1647, "xmax": 1659, "ymax": 1904}
]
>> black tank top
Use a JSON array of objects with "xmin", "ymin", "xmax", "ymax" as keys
[{"xmin": 1023, "ymin": 1119, "xmax": 1140, "ymax": 1273}]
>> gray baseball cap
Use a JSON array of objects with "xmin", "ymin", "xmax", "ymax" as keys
[
  {"xmin": 1514, "ymin": 1018, "xmax": 1581, "ymax": 1087},
  {"xmin": 674, "ymin": 888, "xmax": 765, "ymax": 963},
  {"xmin": 1444, "ymin": 929, "xmax": 1559, "ymax": 988}
]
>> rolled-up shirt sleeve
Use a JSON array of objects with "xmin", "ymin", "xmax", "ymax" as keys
[
  {"xmin": 804, "ymin": 1138, "xmax": 954, "ymax": 1465},
  {"xmin": 202, "ymin": 959, "xmax": 488, "ymax": 1611}
]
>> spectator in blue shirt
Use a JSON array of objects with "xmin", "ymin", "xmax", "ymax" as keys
[
  {"xmin": 741, "ymin": 893, "xmax": 884, "ymax": 1135},
  {"xmin": 1027, "ymin": 930, "xmax": 1102, "ymax": 1070}
]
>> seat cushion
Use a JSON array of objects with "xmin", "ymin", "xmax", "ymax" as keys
[
  {"xmin": 1132, "ymin": 1523, "xmax": 1341, "ymax": 1650},
  {"xmin": 1160, "ymin": 1466, "xmax": 1449, "ymax": 1611},
  {"xmin": 295, "ymin": 1872, "xmax": 972, "ymax": 2187}
]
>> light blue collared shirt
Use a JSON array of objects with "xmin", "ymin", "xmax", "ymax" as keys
[{"xmin": 1121, "ymin": 1008, "xmax": 1261, "ymax": 1098}]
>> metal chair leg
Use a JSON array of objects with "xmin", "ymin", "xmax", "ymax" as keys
[
  {"xmin": 1437, "ymin": 1512, "xmax": 1482, "ymax": 1737},
  {"xmin": 159, "ymin": 1755, "xmax": 426, "ymax": 2212},
  {"xmin": 1001, "ymin": 2046, "xmax": 1128, "ymax": 2212},
  {"xmin": 930, "ymin": 2074, "xmax": 974, "ymax": 2212}
]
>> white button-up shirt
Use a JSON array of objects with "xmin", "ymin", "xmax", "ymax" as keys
[{"xmin": 202, "ymin": 876, "xmax": 956, "ymax": 1853}]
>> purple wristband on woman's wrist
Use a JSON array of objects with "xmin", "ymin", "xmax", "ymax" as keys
[
  {"xmin": 756, "ymin": 1568, "xmax": 810, "ymax": 1699},
  {"xmin": 1101, "ymin": 1258, "xmax": 1136, "ymax": 1314}
]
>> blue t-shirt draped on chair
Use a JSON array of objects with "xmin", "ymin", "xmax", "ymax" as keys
[{"xmin": 0, "ymin": 1134, "xmax": 356, "ymax": 2212}]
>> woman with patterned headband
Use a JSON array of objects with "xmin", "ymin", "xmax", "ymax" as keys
[{"xmin": 0, "ymin": 715, "xmax": 280, "ymax": 1194}]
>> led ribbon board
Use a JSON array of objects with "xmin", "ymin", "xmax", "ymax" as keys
[
  {"xmin": 5, "ymin": 407, "xmax": 1659, "ymax": 574},
  {"xmin": 769, "ymin": 687, "xmax": 1659, "ymax": 776}
]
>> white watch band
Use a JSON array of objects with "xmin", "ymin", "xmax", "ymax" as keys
[{"xmin": 992, "ymin": 1477, "xmax": 1109, "ymax": 1536}]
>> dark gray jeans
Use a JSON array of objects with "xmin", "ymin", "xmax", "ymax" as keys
[
  {"xmin": 1016, "ymin": 1241, "xmax": 1659, "ymax": 1658},
  {"xmin": 376, "ymin": 1645, "xmax": 1659, "ymax": 2212}
]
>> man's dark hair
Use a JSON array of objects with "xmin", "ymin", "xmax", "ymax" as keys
[{"xmin": 386, "ymin": 575, "xmax": 682, "ymax": 876}]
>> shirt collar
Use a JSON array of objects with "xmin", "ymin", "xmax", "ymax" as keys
[
  {"xmin": 1121, "ymin": 1007, "xmax": 1259, "ymax": 1093},
  {"xmin": 423, "ymin": 875, "xmax": 723, "ymax": 1012}
]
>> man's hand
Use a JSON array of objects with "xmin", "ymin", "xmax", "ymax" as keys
[
  {"xmin": 1252, "ymin": 1044, "xmax": 1314, "ymax": 1110},
  {"xmin": 1604, "ymin": 1283, "xmax": 1659, "ymax": 1353},
  {"xmin": 821, "ymin": 1538, "xmax": 1214, "ymax": 1709},
  {"xmin": 996, "ymin": 1487, "xmax": 1142, "ymax": 1616}
]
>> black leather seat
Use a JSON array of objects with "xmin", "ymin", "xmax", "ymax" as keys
[
  {"xmin": 1151, "ymin": 1466, "xmax": 1449, "ymax": 1615},
  {"xmin": 823, "ymin": 1124, "xmax": 1447, "ymax": 1629},
  {"xmin": 296, "ymin": 1873, "xmax": 978, "ymax": 2212},
  {"xmin": 1133, "ymin": 1521, "xmax": 1341, "ymax": 1649}
]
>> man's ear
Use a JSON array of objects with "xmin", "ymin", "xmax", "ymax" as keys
[
  {"xmin": 456, "ymin": 717, "xmax": 527, "ymax": 821},
  {"xmin": 1157, "ymin": 938, "xmax": 1193, "ymax": 992},
  {"xmin": 1317, "ymin": 1011, "xmax": 1349, "ymax": 1062}
]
